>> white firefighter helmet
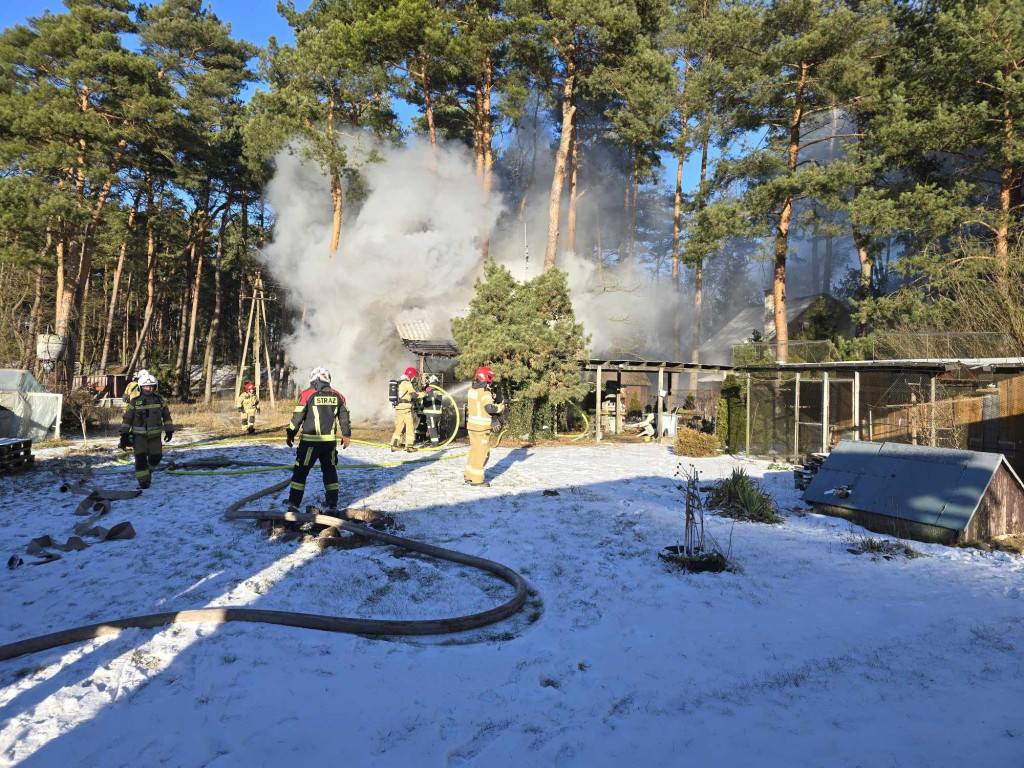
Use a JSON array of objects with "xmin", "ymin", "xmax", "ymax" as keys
[
  {"xmin": 133, "ymin": 368, "xmax": 150, "ymax": 381},
  {"xmin": 427, "ymin": 374, "xmax": 439, "ymax": 385},
  {"xmin": 309, "ymin": 366, "xmax": 331, "ymax": 385},
  {"xmin": 138, "ymin": 372, "xmax": 158, "ymax": 390}
]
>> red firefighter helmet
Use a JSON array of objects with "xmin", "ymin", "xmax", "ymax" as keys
[
  {"xmin": 475, "ymin": 366, "xmax": 495, "ymax": 383},
  {"xmin": 404, "ymin": 366, "xmax": 418, "ymax": 378},
  {"xmin": 244, "ymin": 382, "xmax": 255, "ymax": 393}
]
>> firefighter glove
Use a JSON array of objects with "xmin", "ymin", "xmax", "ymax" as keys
[
  {"xmin": 341, "ymin": 437, "xmax": 350, "ymax": 450},
  {"xmin": 164, "ymin": 431, "xmax": 174, "ymax": 443},
  {"xmin": 286, "ymin": 429, "xmax": 296, "ymax": 448},
  {"xmin": 238, "ymin": 406, "xmax": 244, "ymax": 413},
  {"xmin": 492, "ymin": 387, "xmax": 504, "ymax": 404},
  {"xmin": 118, "ymin": 434, "xmax": 131, "ymax": 450},
  {"xmin": 257, "ymin": 407, "xmax": 261, "ymax": 414}
]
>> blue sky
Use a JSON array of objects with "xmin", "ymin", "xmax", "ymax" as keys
[{"xmin": 0, "ymin": 1, "xmax": 295, "ymax": 48}]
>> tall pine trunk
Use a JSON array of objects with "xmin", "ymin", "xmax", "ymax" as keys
[
  {"xmin": 100, "ymin": 193, "xmax": 139, "ymax": 371},
  {"xmin": 183, "ymin": 230, "xmax": 206, "ymax": 399},
  {"xmin": 127, "ymin": 188, "xmax": 161, "ymax": 371},
  {"xmin": 543, "ymin": 55, "xmax": 576, "ymax": 272},
  {"xmin": 566, "ymin": 119, "xmax": 579, "ymax": 254},
  {"xmin": 480, "ymin": 57, "xmax": 494, "ymax": 260},
  {"xmin": 772, "ymin": 62, "xmax": 809, "ymax": 364},
  {"xmin": 672, "ymin": 154, "xmax": 683, "ymax": 362},
  {"xmin": 172, "ymin": 280, "xmax": 190, "ymax": 398},
  {"xmin": 690, "ymin": 127, "xmax": 710, "ymax": 389},
  {"xmin": 204, "ymin": 212, "xmax": 227, "ymax": 404},
  {"xmin": 329, "ymin": 172, "xmax": 343, "ymax": 265}
]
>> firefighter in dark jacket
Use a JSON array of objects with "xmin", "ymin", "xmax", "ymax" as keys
[
  {"xmin": 119, "ymin": 372, "xmax": 174, "ymax": 489},
  {"xmin": 286, "ymin": 366, "xmax": 351, "ymax": 511},
  {"xmin": 421, "ymin": 375, "xmax": 444, "ymax": 446},
  {"xmin": 465, "ymin": 366, "xmax": 503, "ymax": 486}
]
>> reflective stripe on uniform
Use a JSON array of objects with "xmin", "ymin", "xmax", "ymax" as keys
[
  {"xmin": 299, "ymin": 434, "xmax": 337, "ymax": 442},
  {"xmin": 290, "ymin": 481, "xmax": 305, "ymax": 491},
  {"xmin": 325, "ymin": 483, "xmax": 339, "ymax": 491},
  {"xmin": 465, "ymin": 466, "xmax": 484, "ymax": 476},
  {"xmin": 304, "ymin": 447, "xmax": 314, "ymax": 466}
]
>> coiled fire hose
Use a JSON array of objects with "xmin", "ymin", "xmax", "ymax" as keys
[{"xmin": 0, "ymin": 479, "xmax": 529, "ymax": 662}]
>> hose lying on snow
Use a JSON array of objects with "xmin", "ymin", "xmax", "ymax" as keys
[{"xmin": 0, "ymin": 479, "xmax": 529, "ymax": 662}]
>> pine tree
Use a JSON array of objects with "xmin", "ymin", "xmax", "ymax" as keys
[
  {"xmin": 246, "ymin": 0, "xmax": 397, "ymax": 264},
  {"xmin": 731, "ymin": 0, "xmax": 885, "ymax": 361},
  {"xmin": 451, "ymin": 260, "xmax": 590, "ymax": 436}
]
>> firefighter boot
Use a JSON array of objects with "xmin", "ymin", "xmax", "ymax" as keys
[{"xmin": 390, "ymin": 439, "xmax": 400, "ymax": 453}]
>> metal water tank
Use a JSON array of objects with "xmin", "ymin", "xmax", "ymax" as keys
[{"xmin": 36, "ymin": 334, "xmax": 66, "ymax": 361}]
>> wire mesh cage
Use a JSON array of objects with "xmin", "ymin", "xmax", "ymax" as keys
[{"xmin": 743, "ymin": 366, "xmax": 1024, "ymax": 472}]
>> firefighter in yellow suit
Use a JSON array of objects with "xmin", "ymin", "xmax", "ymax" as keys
[
  {"xmin": 465, "ymin": 366, "xmax": 504, "ymax": 487},
  {"xmin": 237, "ymin": 381, "xmax": 260, "ymax": 434},
  {"xmin": 391, "ymin": 366, "xmax": 421, "ymax": 452}
]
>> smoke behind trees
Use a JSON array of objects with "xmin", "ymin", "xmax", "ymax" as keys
[
  {"xmin": 263, "ymin": 133, "xmax": 708, "ymax": 419},
  {"xmin": 262, "ymin": 139, "xmax": 500, "ymax": 420}
]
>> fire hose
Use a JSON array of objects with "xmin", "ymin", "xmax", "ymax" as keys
[{"xmin": 0, "ymin": 478, "xmax": 529, "ymax": 662}]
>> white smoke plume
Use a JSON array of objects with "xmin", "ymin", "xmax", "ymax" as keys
[
  {"xmin": 261, "ymin": 139, "xmax": 502, "ymax": 422},
  {"xmin": 263, "ymin": 135, "xmax": 700, "ymax": 423}
]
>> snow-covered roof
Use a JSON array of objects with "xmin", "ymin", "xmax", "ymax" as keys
[{"xmin": 803, "ymin": 440, "xmax": 1024, "ymax": 531}]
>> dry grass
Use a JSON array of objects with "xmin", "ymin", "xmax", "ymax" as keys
[
  {"xmin": 674, "ymin": 426, "xmax": 720, "ymax": 458},
  {"xmin": 846, "ymin": 534, "xmax": 923, "ymax": 561},
  {"xmin": 992, "ymin": 534, "xmax": 1024, "ymax": 555}
]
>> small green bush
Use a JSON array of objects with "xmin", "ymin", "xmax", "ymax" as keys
[
  {"xmin": 706, "ymin": 467, "xmax": 783, "ymax": 524},
  {"xmin": 674, "ymin": 426, "xmax": 720, "ymax": 457}
]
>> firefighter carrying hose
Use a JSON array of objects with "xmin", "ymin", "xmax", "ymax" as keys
[
  {"xmin": 285, "ymin": 367, "xmax": 350, "ymax": 512},
  {"xmin": 421, "ymin": 375, "xmax": 444, "ymax": 446},
  {"xmin": 237, "ymin": 382, "xmax": 260, "ymax": 434},
  {"xmin": 465, "ymin": 366, "xmax": 504, "ymax": 487},
  {"xmin": 390, "ymin": 366, "xmax": 421, "ymax": 453},
  {"xmin": 119, "ymin": 372, "xmax": 174, "ymax": 489}
]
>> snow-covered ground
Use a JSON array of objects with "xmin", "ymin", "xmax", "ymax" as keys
[{"xmin": 1, "ymin": 439, "xmax": 1022, "ymax": 767}]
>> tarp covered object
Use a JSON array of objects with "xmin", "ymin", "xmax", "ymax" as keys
[{"xmin": 0, "ymin": 369, "xmax": 62, "ymax": 441}]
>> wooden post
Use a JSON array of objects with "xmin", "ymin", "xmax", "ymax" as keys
[
  {"xmin": 929, "ymin": 375, "xmax": 937, "ymax": 447},
  {"xmin": 793, "ymin": 371, "xmax": 801, "ymax": 460},
  {"xmin": 615, "ymin": 368, "xmax": 623, "ymax": 435},
  {"xmin": 595, "ymin": 364, "xmax": 603, "ymax": 442},
  {"xmin": 236, "ymin": 287, "xmax": 256, "ymax": 401},
  {"xmin": 657, "ymin": 366, "xmax": 665, "ymax": 444},
  {"xmin": 745, "ymin": 372, "xmax": 751, "ymax": 455},
  {"xmin": 821, "ymin": 371, "xmax": 830, "ymax": 453},
  {"xmin": 259, "ymin": 292, "xmax": 276, "ymax": 407},
  {"xmin": 253, "ymin": 283, "xmax": 262, "ymax": 401},
  {"xmin": 853, "ymin": 370, "xmax": 860, "ymax": 441}
]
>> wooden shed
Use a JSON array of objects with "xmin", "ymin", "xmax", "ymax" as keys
[{"xmin": 803, "ymin": 440, "xmax": 1024, "ymax": 544}]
